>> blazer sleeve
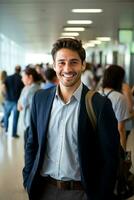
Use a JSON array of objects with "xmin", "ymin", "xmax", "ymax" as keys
[{"xmin": 96, "ymin": 97, "xmax": 120, "ymax": 199}]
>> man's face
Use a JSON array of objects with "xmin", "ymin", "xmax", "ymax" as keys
[{"xmin": 53, "ymin": 48, "xmax": 85, "ymax": 88}]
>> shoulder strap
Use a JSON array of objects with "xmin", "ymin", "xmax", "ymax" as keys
[
  {"xmin": 106, "ymin": 89, "xmax": 114, "ymax": 98},
  {"xmin": 85, "ymin": 90, "xmax": 97, "ymax": 131}
]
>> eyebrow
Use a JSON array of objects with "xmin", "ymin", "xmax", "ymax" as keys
[{"xmin": 57, "ymin": 58, "xmax": 80, "ymax": 62}]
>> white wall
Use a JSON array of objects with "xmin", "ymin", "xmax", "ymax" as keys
[{"xmin": 0, "ymin": 33, "xmax": 26, "ymax": 74}]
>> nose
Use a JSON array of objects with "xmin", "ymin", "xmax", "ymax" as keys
[{"xmin": 64, "ymin": 62, "xmax": 72, "ymax": 72}]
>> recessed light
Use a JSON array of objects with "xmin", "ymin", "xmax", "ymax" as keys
[
  {"xmin": 90, "ymin": 40, "xmax": 101, "ymax": 45},
  {"xmin": 59, "ymin": 36, "xmax": 75, "ymax": 39},
  {"xmin": 72, "ymin": 9, "xmax": 103, "ymax": 13},
  {"xmin": 64, "ymin": 27, "xmax": 85, "ymax": 31},
  {"xmin": 67, "ymin": 20, "xmax": 92, "ymax": 24},
  {"xmin": 61, "ymin": 32, "xmax": 79, "ymax": 36},
  {"xmin": 96, "ymin": 37, "xmax": 111, "ymax": 41},
  {"xmin": 83, "ymin": 43, "xmax": 95, "ymax": 48}
]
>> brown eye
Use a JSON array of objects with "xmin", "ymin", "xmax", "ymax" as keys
[
  {"xmin": 70, "ymin": 61, "xmax": 78, "ymax": 65},
  {"xmin": 58, "ymin": 61, "xmax": 65, "ymax": 65}
]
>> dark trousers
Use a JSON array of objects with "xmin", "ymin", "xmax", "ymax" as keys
[
  {"xmin": 4, "ymin": 100, "xmax": 19, "ymax": 136},
  {"xmin": 29, "ymin": 181, "xmax": 87, "ymax": 200}
]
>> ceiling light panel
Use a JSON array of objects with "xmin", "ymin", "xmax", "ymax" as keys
[
  {"xmin": 59, "ymin": 36, "xmax": 75, "ymax": 39},
  {"xmin": 61, "ymin": 32, "xmax": 79, "ymax": 36},
  {"xmin": 90, "ymin": 40, "xmax": 101, "ymax": 44},
  {"xmin": 72, "ymin": 9, "xmax": 103, "ymax": 13},
  {"xmin": 96, "ymin": 37, "xmax": 111, "ymax": 41},
  {"xmin": 67, "ymin": 20, "xmax": 92, "ymax": 24},
  {"xmin": 64, "ymin": 27, "xmax": 85, "ymax": 31},
  {"xmin": 83, "ymin": 43, "xmax": 95, "ymax": 49}
]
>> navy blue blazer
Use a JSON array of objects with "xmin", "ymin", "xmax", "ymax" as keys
[
  {"xmin": 23, "ymin": 84, "xmax": 120, "ymax": 200},
  {"xmin": 4, "ymin": 73, "xmax": 24, "ymax": 102}
]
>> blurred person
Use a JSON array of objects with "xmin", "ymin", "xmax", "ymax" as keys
[
  {"xmin": 0, "ymin": 70, "xmax": 7, "ymax": 103},
  {"xmin": 100, "ymin": 65, "xmax": 130, "ymax": 150},
  {"xmin": 95, "ymin": 64, "xmax": 103, "ymax": 82},
  {"xmin": 81, "ymin": 62, "xmax": 94, "ymax": 89},
  {"xmin": 23, "ymin": 38, "xmax": 119, "ymax": 200},
  {"xmin": 45, "ymin": 62, "xmax": 50, "ymax": 69},
  {"xmin": 122, "ymin": 83, "xmax": 134, "ymax": 137},
  {"xmin": 132, "ymin": 85, "xmax": 134, "ymax": 96},
  {"xmin": 126, "ymin": 128, "xmax": 134, "ymax": 175},
  {"xmin": 41, "ymin": 68, "xmax": 59, "ymax": 89},
  {"xmin": 18, "ymin": 67, "xmax": 41, "ymax": 147},
  {"xmin": 100, "ymin": 65, "xmax": 134, "ymax": 199},
  {"xmin": 3, "ymin": 65, "xmax": 24, "ymax": 138},
  {"xmin": 35, "ymin": 64, "xmax": 46, "ymax": 82},
  {"xmin": 0, "ymin": 70, "xmax": 7, "ymax": 126},
  {"xmin": 122, "ymin": 83, "xmax": 134, "ymax": 114}
]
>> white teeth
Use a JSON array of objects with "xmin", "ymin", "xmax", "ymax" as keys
[{"xmin": 63, "ymin": 74, "xmax": 74, "ymax": 78}]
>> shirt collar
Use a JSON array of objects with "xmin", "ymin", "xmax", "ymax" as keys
[
  {"xmin": 73, "ymin": 83, "xmax": 83, "ymax": 102},
  {"xmin": 55, "ymin": 82, "xmax": 83, "ymax": 102}
]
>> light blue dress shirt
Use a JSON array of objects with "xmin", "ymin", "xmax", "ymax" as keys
[{"xmin": 41, "ymin": 83, "xmax": 83, "ymax": 181}]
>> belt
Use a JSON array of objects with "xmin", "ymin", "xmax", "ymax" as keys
[{"xmin": 43, "ymin": 176, "xmax": 83, "ymax": 190}]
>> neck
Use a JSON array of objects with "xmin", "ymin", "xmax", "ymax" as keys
[
  {"xmin": 59, "ymin": 82, "xmax": 81, "ymax": 103},
  {"xmin": 103, "ymin": 87, "xmax": 113, "ymax": 91}
]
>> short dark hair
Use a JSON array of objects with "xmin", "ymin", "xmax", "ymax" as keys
[
  {"xmin": 44, "ymin": 68, "xmax": 56, "ymax": 81},
  {"xmin": 51, "ymin": 38, "xmax": 86, "ymax": 63},
  {"xmin": 102, "ymin": 64, "xmax": 125, "ymax": 92},
  {"xmin": 24, "ymin": 67, "xmax": 40, "ymax": 82},
  {"xmin": 15, "ymin": 65, "xmax": 21, "ymax": 73}
]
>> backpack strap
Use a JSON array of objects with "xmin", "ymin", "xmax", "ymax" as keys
[
  {"xmin": 85, "ymin": 90, "xmax": 97, "ymax": 131},
  {"xmin": 85, "ymin": 90, "xmax": 109, "ymax": 131},
  {"xmin": 102, "ymin": 89, "xmax": 114, "ymax": 98}
]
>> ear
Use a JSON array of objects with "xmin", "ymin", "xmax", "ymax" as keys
[{"xmin": 82, "ymin": 61, "xmax": 86, "ymax": 72}]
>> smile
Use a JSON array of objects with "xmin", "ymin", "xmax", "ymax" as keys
[{"xmin": 62, "ymin": 73, "xmax": 76, "ymax": 78}]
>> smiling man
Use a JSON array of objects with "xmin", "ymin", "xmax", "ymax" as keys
[{"xmin": 23, "ymin": 38, "xmax": 120, "ymax": 200}]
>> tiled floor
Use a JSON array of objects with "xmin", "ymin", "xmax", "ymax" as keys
[
  {"xmin": 0, "ymin": 112, "xmax": 28, "ymax": 200},
  {"xmin": 0, "ymin": 112, "xmax": 134, "ymax": 200},
  {"xmin": 0, "ymin": 132, "xmax": 28, "ymax": 200}
]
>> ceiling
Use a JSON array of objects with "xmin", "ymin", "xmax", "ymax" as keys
[{"xmin": 0, "ymin": 0, "xmax": 134, "ymax": 54}]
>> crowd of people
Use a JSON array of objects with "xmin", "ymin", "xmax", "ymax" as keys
[{"xmin": 0, "ymin": 64, "xmax": 59, "ymax": 138}]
